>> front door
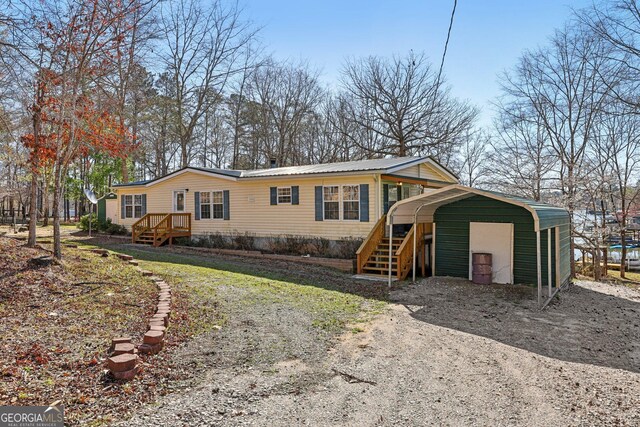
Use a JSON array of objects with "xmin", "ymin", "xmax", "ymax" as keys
[
  {"xmin": 469, "ymin": 222, "xmax": 514, "ymax": 284},
  {"xmin": 173, "ymin": 190, "xmax": 185, "ymax": 213}
]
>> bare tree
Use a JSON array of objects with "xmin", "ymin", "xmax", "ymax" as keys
[
  {"xmin": 160, "ymin": 0, "xmax": 256, "ymax": 168},
  {"xmin": 500, "ymin": 25, "xmax": 619, "ymax": 276},
  {"xmin": 340, "ymin": 51, "xmax": 477, "ymax": 157},
  {"xmin": 592, "ymin": 106, "xmax": 640, "ymax": 278},
  {"xmin": 248, "ymin": 59, "xmax": 324, "ymax": 167},
  {"xmin": 455, "ymin": 130, "xmax": 489, "ymax": 187},
  {"xmin": 579, "ymin": 0, "xmax": 640, "ymax": 109},
  {"xmin": 488, "ymin": 104, "xmax": 556, "ymax": 200}
]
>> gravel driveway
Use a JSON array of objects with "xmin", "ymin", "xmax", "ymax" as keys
[{"xmin": 123, "ymin": 275, "xmax": 640, "ymax": 427}]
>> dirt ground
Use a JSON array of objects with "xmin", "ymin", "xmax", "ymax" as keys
[{"xmin": 120, "ymin": 269, "xmax": 640, "ymax": 427}]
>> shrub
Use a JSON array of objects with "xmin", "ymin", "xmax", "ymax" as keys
[
  {"xmin": 309, "ymin": 236, "xmax": 331, "ymax": 257},
  {"xmin": 78, "ymin": 214, "xmax": 99, "ymax": 232},
  {"xmin": 205, "ymin": 232, "xmax": 230, "ymax": 249},
  {"xmin": 265, "ymin": 235, "xmax": 312, "ymax": 255},
  {"xmin": 104, "ymin": 221, "xmax": 127, "ymax": 235},
  {"xmin": 334, "ymin": 237, "xmax": 364, "ymax": 259},
  {"xmin": 78, "ymin": 215, "xmax": 128, "ymax": 235},
  {"xmin": 232, "ymin": 232, "xmax": 256, "ymax": 251}
]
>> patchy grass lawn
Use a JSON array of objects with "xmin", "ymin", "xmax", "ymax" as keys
[{"xmin": 104, "ymin": 245, "xmax": 387, "ymax": 339}]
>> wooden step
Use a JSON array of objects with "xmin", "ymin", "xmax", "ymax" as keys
[
  {"xmin": 366, "ymin": 259, "xmax": 398, "ymax": 265},
  {"xmin": 376, "ymin": 244, "xmax": 401, "ymax": 249},
  {"xmin": 371, "ymin": 250, "xmax": 400, "ymax": 256},
  {"xmin": 365, "ymin": 265, "xmax": 398, "ymax": 270},
  {"xmin": 363, "ymin": 267, "xmax": 399, "ymax": 272},
  {"xmin": 368, "ymin": 255, "xmax": 398, "ymax": 260}
]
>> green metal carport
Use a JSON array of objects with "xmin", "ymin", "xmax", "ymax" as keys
[{"xmin": 387, "ymin": 184, "xmax": 571, "ymax": 308}]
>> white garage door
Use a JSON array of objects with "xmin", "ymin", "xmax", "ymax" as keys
[{"xmin": 469, "ymin": 222, "xmax": 513, "ymax": 284}]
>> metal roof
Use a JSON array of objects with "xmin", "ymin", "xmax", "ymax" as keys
[
  {"xmin": 240, "ymin": 156, "xmax": 434, "ymax": 177},
  {"xmin": 387, "ymin": 184, "xmax": 569, "ymax": 231},
  {"xmin": 113, "ymin": 156, "xmax": 456, "ymax": 187}
]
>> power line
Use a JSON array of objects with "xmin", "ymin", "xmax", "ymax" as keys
[{"xmin": 435, "ymin": 0, "xmax": 458, "ymax": 93}]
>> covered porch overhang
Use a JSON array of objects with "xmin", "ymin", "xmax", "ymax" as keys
[{"xmin": 385, "ymin": 184, "xmax": 558, "ymax": 309}]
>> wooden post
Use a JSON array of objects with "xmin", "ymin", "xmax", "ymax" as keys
[
  {"xmin": 412, "ymin": 220, "xmax": 417, "ymax": 282},
  {"xmin": 547, "ymin": 228, "xmax": 552, "ymax": 296},
  {"xmin": 537, "ymin": 230, "xmax": 542, "ymax": 308},
  {"xmin": 388, "ymin": 217, "xmax": 393, "ymax": 288}
]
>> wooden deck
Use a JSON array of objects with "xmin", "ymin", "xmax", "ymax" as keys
[{"xmin": 131, "ymin": 213, "xmax": 191, "ymax": 246}]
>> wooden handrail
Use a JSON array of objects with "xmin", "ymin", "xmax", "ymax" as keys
[
  {"xmin": 132, "ymin": 213, "xmax": 170, "ymax": 243},
  {"xmin": 395, "ymin": 223, "xmax": 426, "ymax": 280},
  {"xmin": 132, "ymin": 213, "xmax": 192, "ymax": 245},
  {"xmin": 356, "ymin": 214, "xmax": 387, "ymax": 274}
]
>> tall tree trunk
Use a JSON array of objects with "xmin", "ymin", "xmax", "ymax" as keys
[
  {"xmin": 52, "ymin": 165, "xmax": 63, "ymax": 259},
  {"xmin": 42, "ymin": 178, "xmax": 49, "ymax": 227},
  {"xmin": 27, "ymin": 173, "xmax": 38, "ymax": 247},
  {"xmin": 621, "ymin": 226, "xmax": 627, "ymax": 279},
  {"xmin": 181, "ymin": 137, "xmax": 188, "ymax": 168}
]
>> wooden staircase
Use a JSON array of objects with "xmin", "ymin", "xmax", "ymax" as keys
[
  {"xmin": 360, "ymin": 237, "xmax": 404, "ymax": 274},
  {"xmin": 132, "ymin": 213, "xmax": 191, "ymax": 247},
  {"xmin": 356, "ymin": 215, "xmax": 427, "ymax": 280}
]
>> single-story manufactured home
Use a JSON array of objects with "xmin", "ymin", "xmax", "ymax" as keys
[
  {"xmin": 111, "ymin": 155, "xmax": 455, "ymax": 241},
  {"xmin": 110, "ymin": 156, "xmax": 570, "ymax": 305}
]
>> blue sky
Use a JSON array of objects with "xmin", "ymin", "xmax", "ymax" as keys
[{"xmin": 243, "ymin": 0, "xmax": 594, "ymax": 126}]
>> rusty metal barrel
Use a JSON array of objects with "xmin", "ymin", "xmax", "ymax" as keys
[{"xmin": 472, "ymin": 252, "xmax": 492, "ymax": 285}]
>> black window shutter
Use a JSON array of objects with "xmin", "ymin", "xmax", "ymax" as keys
[
  {"xmin": 194, "ymin": 192, "xmax": 200, "ymax": 220},
  {"xmin": 223, "ymin": 190, "xmax": 230, "ymax": 220},
  {"xmin": 292, "ymin": 186, "xmax": 299, "ymax": 205},
  {"xmin": 359, "ymin": 184, "xmax": 369, "ymax": 222},
  {"xmin": 120, "ymin": 195, "xmax": 126, "ymax": 219},
  {"xmin": 270, "ymin": 187, "xmax": 277, "ymax": 205},
  {"xmin": 141, "ymin": 194, "xmax": 147, "ymax": 216},
  {"xmin": 383, "ymin": 184, "xmax": 389, "ymax": 214},
  {"xmin": 314, "ymin": 186, "xmax": 323, "ymax": 221}
]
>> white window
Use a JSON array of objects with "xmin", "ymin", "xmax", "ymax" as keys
[
  {"xmin": 212, "ymin": 191, "xmax": 224, "ymax": 219},
  {"xmin": 199, "ymin": 191, "xmax": 224, "ymax": 219},
  {"xmin": 323, "ymin": 185, "xmax": 361, "ymax": 221},
  {"xmin": 323, "ymin": 186, "xmax": 340, "ymax": 220},
  {"xmin": 277, "ymin": 187, "xmax": 292, "ymax": 204},
  {"xmin": 124, "ymin": 194, "xmax": 143, "ymax": 218},
  {"xmin": 200, "ymin": 191, "xmax": 211, "ymax": 219},
  {"xmin": 342, "ymin": 185, "xmax": 360, "ymax": 221}
]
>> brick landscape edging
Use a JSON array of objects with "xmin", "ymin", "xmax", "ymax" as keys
[{"xmin": 77, "ymin": 248, "xmax": 173, "ymax": 381}]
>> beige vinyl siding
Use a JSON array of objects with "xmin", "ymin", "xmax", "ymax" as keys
[
  {"xmin": 393, "ymin": 163, "xmax": 453, "ymax": 181},
  {"xmin": 116, "ymin": 173, "xmax": 378, "ymax": 240}
]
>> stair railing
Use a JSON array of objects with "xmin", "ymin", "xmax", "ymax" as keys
[
  {"xmin": 395, "ymin": 223, "xmax": 425, "ymax": 280},
  {"xmin": 356, "ymin": 214, "xmax": 387, "ymax": 274},
  {"xmin": 131, "ymin": 213, "xmax": 174, "ymax": 243}
]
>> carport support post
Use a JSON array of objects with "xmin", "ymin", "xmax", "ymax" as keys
[
  {"xmin": 537, "ymin": 230, "xmax": 542, "ymax": 308},
  {"xmin": 412, "ymin": 217, "xmax": 417, "ymax": 282},
  {"xmin": 388, "ymin": 216, "xmax": 394, "ymax": 288},
  {"xmin": 548, "ymin": 228, "xmax": 552, "ymax": 295}
]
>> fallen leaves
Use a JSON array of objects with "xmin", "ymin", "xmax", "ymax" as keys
[{"xmin": 0, "ymin": 237, "xmax": 193, "ymax": 425}]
